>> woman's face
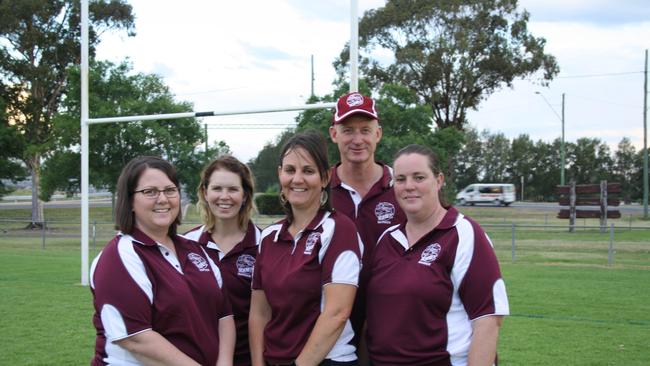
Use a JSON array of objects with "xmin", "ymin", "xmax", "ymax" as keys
[
  {"xmin": 204, "ymin": 168, "xmax": 244, "ymax": 222},
  {"xmin": 278, "ymin": 147, "xmax": 326, "ymax": 212},
  {"xmin": 393, "ymin": 153, "xmax": 444, "ymax": 217},
  {"xmin": 132, "ymin": 168, "xmax": 180, "ymax": 236}
]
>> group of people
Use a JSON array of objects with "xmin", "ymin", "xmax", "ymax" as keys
[{"xmin": 90, "ymin": 92, "xmax": 510, "ymax": 366}]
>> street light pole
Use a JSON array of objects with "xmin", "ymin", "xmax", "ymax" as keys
[
  {"xmin": 535, "ymin": 91, "xmax": 566, "ymax": 185},
  {"xmin": 560, "ymin": 93, "xmax": 566, "ymax": 185}
]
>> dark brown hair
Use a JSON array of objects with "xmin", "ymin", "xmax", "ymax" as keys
[
  {"xmin": 393, "ymin": 144, "xmax": 448, "ymax": 207},
  {"xmin": 115, "ymin": 156, "xmax": 182, "ymax": 236},
  {"xmin": 278, "ymin": 131, "xmax": 331, "ymax": 223},
  {"xmin": 197, "ymin": 154, "xmax": 255, "ymax": 231}
]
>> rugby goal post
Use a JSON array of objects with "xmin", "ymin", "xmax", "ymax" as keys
[{"xmin": 80, "ymin": 0, "xmax": 360, "ymax": 285}]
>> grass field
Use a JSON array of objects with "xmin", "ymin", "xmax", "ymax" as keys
[{"xmin": 1, "ymin": 206, "xmax": 649, "ymax": 365}]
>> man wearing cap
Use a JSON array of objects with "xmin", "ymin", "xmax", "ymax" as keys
[{"xmin": 329, "ymin": 92, "xmax": 405, "ymax": 348}]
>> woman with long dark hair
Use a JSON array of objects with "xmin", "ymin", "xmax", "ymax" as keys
[{"xmin": 249, "ymin": 132, "xmax": 362, "ymax": 366}]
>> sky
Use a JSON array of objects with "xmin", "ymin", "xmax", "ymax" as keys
[{"xmin": 95, "ymin": 0, "xmax": 650, "ymax": 163}]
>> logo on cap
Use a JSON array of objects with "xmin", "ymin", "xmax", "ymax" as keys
[
  {"xmin": 333, "ymin": 92, "xmax": 378, "ymax": 124},
  {"xmin": 346, "ymin": 93, "xmax": 364, "ymax": 107}
]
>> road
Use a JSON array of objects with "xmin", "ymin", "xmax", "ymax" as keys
[
  {"xmin": 457, "ymin": 201, "xmax": 646, "ymax": 215},
  {"xmin": 1, "ymin": 199, "xmax": 645, "ymax": 215},
  {"xmin": 0, "ymin": 199, "xmax": 112, "ymax": 210}
]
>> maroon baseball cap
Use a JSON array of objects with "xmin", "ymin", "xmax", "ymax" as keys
[{"xmin": 332, "ymin": 92, "xmax": 379, "ymax": 125}]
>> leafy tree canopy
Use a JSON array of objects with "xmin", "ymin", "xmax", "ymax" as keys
[
  {"xmin": 335, "ymin": 0, "xmax": 559, "ymax": 130},
  {"xmin": 44, "ymin": 60, "xmax": 229, "ymax": 203},
  {"xmin": 0, "ymin": 0, "xmax": 135, "ymax": 223}
]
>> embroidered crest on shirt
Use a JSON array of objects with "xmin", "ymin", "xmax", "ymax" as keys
[
  {"xmin": 236, "ymin": 254, "xmax": 255, "ymax": 278},
  {"xmin": 418, "ymin": 243, "xmax": 442, "ymax": 265},
  {"xmin": 188, "ymin": 252, "xmax": 210, "ymax": 272},
  {"xmin": 374, "ymin": 202, "xmax": 395, "ymax": 224},
  {"xmin": 304, "ymin": 232, "xmax": 320, "ymax": 255}
]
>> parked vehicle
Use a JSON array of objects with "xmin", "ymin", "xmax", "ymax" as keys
[{"xmin": 456, "ymin": 183, "xmax": 516, "ymax": 206}]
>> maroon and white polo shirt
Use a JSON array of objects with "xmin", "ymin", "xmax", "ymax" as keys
[
  {"xmin": 251, "ymin": 210, "xmax": 362, "ymax": 364},
  {"xmin": 366, "ymin": 207, "xmax": 509, "ymax": 366},
  {"xmin": 330, "ymin": 162, "xmax": 406, "ymax": 344},
  {"xmin": 183, "ymin": 221, "xmax": 260, "ymax": 366},
  {"xmin": 90, "ymin": 228, "xmax": 232, "ymax": 366},
  {"xmin": 330, "ymin": 162, "xmax": 405, "ymax": 251}
]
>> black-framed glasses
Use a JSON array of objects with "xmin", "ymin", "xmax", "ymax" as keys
[{"xmin": 133, "ymin": 187, "xmax": 179, "ymax": 199}]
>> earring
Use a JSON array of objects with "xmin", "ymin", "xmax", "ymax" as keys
[
  {"xmin": 320, "ymin": 189, "xmax": 328, "ymax": 207},
  {"xmin": 279, "ymin": 192, "xmax": 287, "ymax": 205}
]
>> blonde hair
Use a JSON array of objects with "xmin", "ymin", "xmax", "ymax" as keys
[{"xmin": 197, "ymin": 155, "xmax": 255, "ymax": 231}]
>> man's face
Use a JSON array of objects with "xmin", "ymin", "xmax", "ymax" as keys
[{"xmin": 329, "ymin": 115, "xmax": 382, "ymax": 165}]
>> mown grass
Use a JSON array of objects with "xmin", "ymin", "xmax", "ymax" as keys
[{"xmin": 1, "ymin": 206, "xmax": 649, "ymax": 364}]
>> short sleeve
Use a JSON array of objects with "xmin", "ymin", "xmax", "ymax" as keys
[
  {"xmin": 319, "ymin": 214, "xmax": 362, "ymax": 286},
  {"xmin": 250, "ymin": 236, "xmax": 266, "ymax": 290},
  {"xmin": 91, "ymin": 237, "xmax": 154, "ymax": 342},
  {"xmin": 457, "ymin": 221, "xmax": 510, "ymax": 319}
]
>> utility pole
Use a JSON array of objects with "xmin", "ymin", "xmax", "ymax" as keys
[
  {"xmin": 643, "ymin": 49, "xmax": 648, "ymax": 219},
  {"xmin": 560, "ymin": 93, "xmax": 566, "ymax": 185},
  {"xmin": 204, "ymin": 123, "xmax": 208, "ymax": 154},
  {"xmin": 310, "ymin": 55, "xmax": 315, "ymax": 98},
  {"xmin": 535, "ymin": 91, "xmax": 565, "ymax": 186}
]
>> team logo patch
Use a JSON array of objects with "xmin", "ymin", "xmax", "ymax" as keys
[
  {"xmin": 346, "ymin": 93, "xmax": 364, "ymax": 107},
  {"xmin": 374, "ymin": 202, "xmax": 395, "ymax": 224},
  {"xmin": 304, "ymin": 232, "xmax": 320, "ymax": 255},
  {"xmin": 418, "ymin": 243, "xmax": 442, "ymax": 266},
  {"xmin": 188, "ymin": 252, "xmax": 210, "ymax": 272},
  {"xmin": 236, "ymin": 254, "xmax": 255, "ymax": 278}
]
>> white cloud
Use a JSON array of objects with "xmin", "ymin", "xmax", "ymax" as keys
[{"xmin": 94, "ymin": 0, "xmax": 650, "ymax": 162}]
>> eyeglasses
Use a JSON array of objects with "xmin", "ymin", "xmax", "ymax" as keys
[{"xmin": 133, "ymin": 187, "xmax": 179, "ymax": 199}]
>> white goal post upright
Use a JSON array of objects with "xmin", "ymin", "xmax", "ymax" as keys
[{"xmin": 79, "ymin": 0, "xmax": 360, "ymax": 285}]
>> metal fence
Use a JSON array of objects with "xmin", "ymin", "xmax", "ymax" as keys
[{"xmin": 1, "ymin": 219, "xmax": 649, "ymax": 267}]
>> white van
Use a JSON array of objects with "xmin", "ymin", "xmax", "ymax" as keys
[{"xmin": 456, "ymin": 183, "xmax": 516, "ymax": 206}]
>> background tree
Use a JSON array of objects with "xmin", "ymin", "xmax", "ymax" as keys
[
  {"xmin": 453, "ymin": 127, "xmax": 482, "ymax": 189},
  {"xmin": 509, "ymin": 134, "xmax": 535, "ymax": 200},
  {"xmin": 632, "ymin": 148, "xmax": 648, "ymax": 202},
  {"xmin": 529, "ymin": 139, "xmax": 560, "ymax": 201},
  {"xmin": 46, "ymin": 60, "xmax": 226, "ymax": 208},
  {"xmin": 613, "ymin": 137, "xmax": 638, "ymax": 203},
  {"xmin": 0, "ymin": 88, "xmax": 27, "ymax": 196},
  {"xmin": 336, "ymin": 0, "xmax": 559, "ymax": 130},
  {"xmin": 0, "ymin": 0, "xmax": 135, "ymax": 226},
  {"xmin": 566, "ymin": 138, "xmax": 613, "ymax": 185},
  {"xmin": 481, "ymin": 131, "xmax": 511, "ymax": 182},
  {"xmin": 248, "ymin": 129, "xmax": 296, "ymax": 193}
]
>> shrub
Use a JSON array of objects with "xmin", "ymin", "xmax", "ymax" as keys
[{"xmin": 255, "ymin": 193, "xmax": 284, "ymax": 215}]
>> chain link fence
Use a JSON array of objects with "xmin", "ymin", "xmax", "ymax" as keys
[{"xmin": 1, "ymin": 217, "xmax": 649, "ymax": 268}]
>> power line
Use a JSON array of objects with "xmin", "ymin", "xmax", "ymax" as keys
[
  {"xmin": 570, "ymin": 94, "xmax": 641, "ymax": 109},
  {"xmin": 557, "ymin": 71, "xmax": 643, "ymax": 79},
  {"xmin": 173, "ymin": 86, "xmax": 248, "ymax": 97}
]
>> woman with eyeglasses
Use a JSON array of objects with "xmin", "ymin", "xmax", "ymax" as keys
[
  {"xmin": 249, "ymin": 131, "xmax": 363, "ymax": 366},
  {"xmin": 183, "ymin": 155, "xmax": 260, "ymax": 366},
  {"xmin": 90, "ymin": 156, "xmax": 235, "ymax": 366}
]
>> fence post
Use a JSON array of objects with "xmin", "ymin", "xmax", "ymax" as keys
[
  {"xmin": 92, "ymin": 220, "xmax": 97, "ymax": 251},
  {"xmin": 511, "ymin": 223, "xmax": 516, "ymax": 263},
  {"xmin": 569, "ymin": 181, "xmax": 576, "ymax": 233},
  {"xmin": 600, "ymin": 180, "xmax": 608, "ymax": 233},
  {"xmin": 41, "ymin": 220, "xmax": 46, "ymax": 250},
  {"xmin": 608, "ymin": 224, "xmax": 614, "ymax": 266},
  {"xmin": 629, "ymin": 214, "xmax": 632, "ymax": 231}
]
